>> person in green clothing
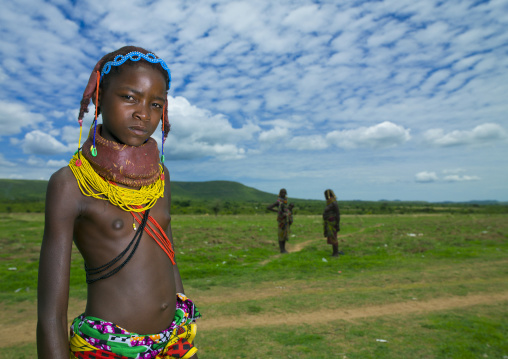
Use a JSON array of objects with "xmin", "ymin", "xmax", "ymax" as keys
[
  {"xmin": 323, "ymin": 189, "xmax": 342, "ymax": 257},
  {"xmin": 267, "ymin": 188, "xmax": 290, "ymax": 253}
]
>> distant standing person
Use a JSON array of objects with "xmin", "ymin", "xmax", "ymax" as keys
[
  {"xmin": 323, "ymin": 189, "xmax": 342, "ymax": 257},
  {"xmin": 267, "ymin": 188, "xmax": 290, "ymax": 254}
]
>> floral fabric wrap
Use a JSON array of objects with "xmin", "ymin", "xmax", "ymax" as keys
[{"xmin": 69, "ymin": 293, "xmax": 201, "ymax": 359}]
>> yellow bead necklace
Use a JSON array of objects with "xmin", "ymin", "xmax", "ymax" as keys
[{"xmin": 69, "ymin": 152, "xmax": 164, "ymax": 212}]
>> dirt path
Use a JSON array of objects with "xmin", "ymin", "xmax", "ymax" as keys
[
  {"xmin": 198, "ymin": 291, "xmax": 508, "ymax": 331},
  {"xmin": 2, "ymin": 291, "xmax": 507, "ymax": 348},
  {"xmin": 260, "ymin": 223, "xmax": 384, "ymax": 265}
]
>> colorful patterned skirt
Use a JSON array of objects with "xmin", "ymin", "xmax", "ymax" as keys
[{"xmin": 69, "ymin": 293, "xmax": 201, "ymax": 359}]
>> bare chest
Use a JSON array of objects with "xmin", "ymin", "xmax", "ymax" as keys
[{"xmin": 73, "ymin": 196, "xmax": 171, "ymax": 266}]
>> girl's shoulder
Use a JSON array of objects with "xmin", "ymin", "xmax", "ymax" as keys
[
  {"xmin": 49, "ymin": 165, "xmax": 78, "ymax": 188},
  {"xmin": 45, "ymin": 166, "xmax": 84, "ymax": 217}
]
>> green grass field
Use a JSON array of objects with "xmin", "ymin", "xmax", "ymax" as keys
[{"xmin": 1, "ymin": 212, "xmax": 507, "ymax": 358}]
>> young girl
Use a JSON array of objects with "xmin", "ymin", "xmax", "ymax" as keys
[
  {"xmin": 323, "ymin": 189, "xmax": 341, "ymax": 257},
  {"xmin": 267, "ymin": 188, "xmax": 290, "ymax": 253},
  {"xmin": 37, "ymin": 46, "xmax": 200, "ymax": 359}
]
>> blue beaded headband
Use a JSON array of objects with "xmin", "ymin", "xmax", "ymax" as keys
[{"xmin": 100, "ymin": 51, "xmax": 171, "ymax": 88}]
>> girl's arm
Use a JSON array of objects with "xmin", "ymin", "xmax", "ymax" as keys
[
  {"xmin": 266, "ymin": 201, "xmax": 279, "ymax": 212},
  {"xmin": 37, "ymin": 168, "xmax": 81, "ymax": 359}
]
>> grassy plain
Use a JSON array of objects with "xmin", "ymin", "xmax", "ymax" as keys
[{"xmin": 0, "ymin": 212, "xmax": 507, "ymax": 358}]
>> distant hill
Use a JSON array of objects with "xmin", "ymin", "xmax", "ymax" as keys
[
  {"xmin": 0, "ymin": 179, "xmax": 506, "ymax": 215},
  {"xmin": 0, "ymin": 178, "xmax": 278, "ymax": 203},
  {"xmin": 0, "ymin": 179, "xmax": 48, "ymax": 202},
  {"xmin": 171, "ymin": 180, "xmax": 277, "ymax": 202}
]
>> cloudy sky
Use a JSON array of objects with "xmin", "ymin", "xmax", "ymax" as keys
[{"xmin": 1, "ymin": 0, "xmax": 507, "ymax": 202}]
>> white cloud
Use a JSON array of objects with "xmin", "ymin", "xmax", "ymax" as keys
[
  {"xmin": 25, "ymin": 156, "xmax": 67, "ymax": 169},
  {"xmin": 423, "ymin": 123, "xmax": 507, "ymax": 147},
  {"xmin": 366, "ymin": 20, "xmax": 408, "ymax": 47},
  {"xmin": 61, "ymin": 126, "xmax": 82, "ymax": 149},
  {"xmin": 444, "ymin": 175, "xmax": 480, "ymax": 182},
  {"xmin": 442, "ymin": 168, "xmax": 465, "ymax": 174},
  {"xmin": 326, "ymin": 122, "xmax": 411, "ymax": 149},
  {"xmin": 258, "ymin": 126, "xmax": 290, "ymax": 146},
  {"xmin": 415, "ymin": 171, "xmax": 438, "ymax": 183},
  {"xmin": 20, "ymin": 130, "xmax": 70, "ymax": 155},
  {"xmin": 165, "ymin": 96, "xmax": 259, "ymax": 160},
  {"xmin": 287, "ymin": 135, "xmax": 328, "ymax": 151},
  {"xmin": 262, "ymin": 117, "xmax": 305, "ymax": 130},
  {"xmin": 218, "ymin": 2, "xmax": 262, "ymax": 34},
  {"xmin": 413, "ymin": 21, "xmax": 451, "ymax": 45},
  {"xmin": 48, "ymin": 159, "xmax": 69, "ymax": 168},
  {"xmin": 0, "ymin": 101, "xmax": 46, "ymax": 136},
  {"xmin": 26, "ymin": 156, "xmax": 41, "ymax": 166},
  {"xmin": 415, "ymin": 170, "xmax": 481, "ymax": 183},
  {"xmin": 282, "ymin": 4, "xmax": 328, "ymax": 33},
  {"xmin": 419, "ymin": 69, "xmax": 452, "ymax": 93},
  {"xmin": 0, "ymin": 154, "xmax": 16, "ymax": 167},
  {"xmin": 453, "ymin": 54, "xmax": 483, "ymax": 72}
]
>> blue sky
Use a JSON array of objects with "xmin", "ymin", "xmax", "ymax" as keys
[{"xmin": 0, "ymin": 0, "xmax": 507, "ymax": 201}]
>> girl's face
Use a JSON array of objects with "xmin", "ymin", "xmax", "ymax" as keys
[{"xmin": 99, "ymin": 63, "xmax": 167, "ymax": 146}]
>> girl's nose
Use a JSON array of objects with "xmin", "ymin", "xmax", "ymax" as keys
[{"xmin": 134, "ymin": 102, "xmax": 150, "ymax": 121}]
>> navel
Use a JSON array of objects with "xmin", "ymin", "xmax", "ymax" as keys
[
  {"xmin": 161, "ymin": 302, "xmax": 169, "ymax": 311},
  {"xmin": 112, "ymin": 219, "xmax": 124, "ymax": 230}
]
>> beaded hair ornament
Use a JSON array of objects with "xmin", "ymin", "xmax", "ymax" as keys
[
  {"xmin": 325, "ymin": 189, "xmax": 337, "ymax": 204},
  {"xmin": 77, "ymin": 51, "xmax": 172, "ymax": 163}
]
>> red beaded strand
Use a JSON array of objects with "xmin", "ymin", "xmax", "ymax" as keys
[{"xmin": 130, "ymin": 205, "xmax": 175, "ymax": 264}]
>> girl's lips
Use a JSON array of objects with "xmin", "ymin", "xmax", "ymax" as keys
[{"xmin": 129, "ymin": 126, "xmax": 148, "ymax": 136}]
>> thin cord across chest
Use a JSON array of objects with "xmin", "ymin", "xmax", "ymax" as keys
[{"xmin": 84, "ymin": 209, "xmax": 150, "ymax": 284}]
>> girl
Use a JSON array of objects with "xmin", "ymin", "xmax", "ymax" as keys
[
  {"xmin": 267, "ymin": 188, "xmax": 290, "ymax": 253},
  {"xmin": 323, "ymin": 189, "xmax": 342, "ymax": 257},
  {"xmin": 37, "ymin": 46, "xmax": 200, "ymax": 359}
]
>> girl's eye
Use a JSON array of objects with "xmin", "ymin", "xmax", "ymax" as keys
[
  {"xmin": 153, "ymin": 103, "xmax": 163, "ymax": 109},
  {"xmin": 123, "ymin": 95, "xmax": 134, "ymax": 100}
]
